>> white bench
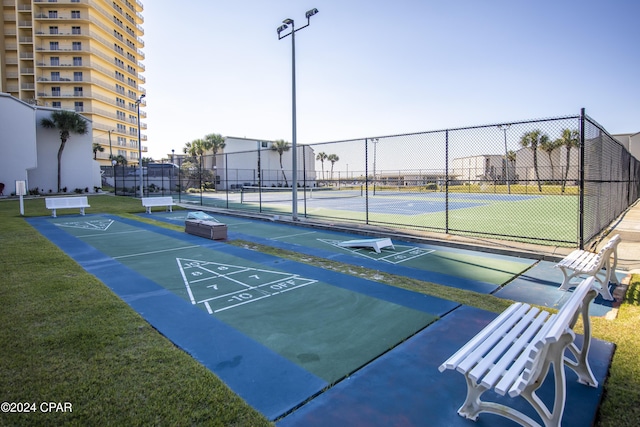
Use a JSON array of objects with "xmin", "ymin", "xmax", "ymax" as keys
[
  {"xmin": 554, "ymin": 234, "xmax": 620, "ymax": 300},
  {"xmin": 439, "ymin": 277, "xmax": 598, "ymax": 427},
  {"xmin": 45, "ymin": 196, "xmax": 90, "ymax": 218},
  {"xmin": 141, "ymin": 196, "xmax": 175, "ymax": 214},
  {"xmin": 337, "ymin": 238, "xmax": 394, "ymax": 253}
]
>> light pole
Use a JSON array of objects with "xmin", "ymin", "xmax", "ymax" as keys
[
  {"xmin": 277, "ymin": 7, "xmax": 319, "ymax": 220},
  {"xmin": 498, "ymin": 124, "xmax": 511, "ymax": 194},
  {"xmin": 372, "ymin": 138, "xmax": 379, "ymax": 195},
  {"xmin": 136, "ymin": 94, "xmax": 145, "ymax": 198}
]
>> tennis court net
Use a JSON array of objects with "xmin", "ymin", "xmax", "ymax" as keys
[{"xmin": 240, "ymin": 186, "xmax": 363, "ymax": 204}]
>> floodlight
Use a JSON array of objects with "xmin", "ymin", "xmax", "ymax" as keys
[
  {"xmin": 277, "ymin": 24, "xmax": 288, "ymax": 35},
  {"xmin": 283, "ymin": 18, "xmax": 294, "ymax": 25},
  {"xmin": 305, "ymin": 8, "xmax": 319, "ymax": 19}
]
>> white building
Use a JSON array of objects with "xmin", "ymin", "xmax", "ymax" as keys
[
  {"xmin": 215, "ymin": 137, "xmax": 317, "ymax": 190},
  {"xmin": 0, "ymin": 93, "xmax": 100, "ymax": 196},
  {"xmin": 613, "ymin": 133, "xmax": 640, "ymax": 161}
]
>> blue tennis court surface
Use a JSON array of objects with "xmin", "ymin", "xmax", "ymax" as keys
[{"xmin": 28, "ymin": 213, "xmax": 615, "ymax": 425}]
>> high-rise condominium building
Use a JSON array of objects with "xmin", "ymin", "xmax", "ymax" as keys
[{"xmin": 1, "ymin": 0, "xmax": 146, "ymax": 166}]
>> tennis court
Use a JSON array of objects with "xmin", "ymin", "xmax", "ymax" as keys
[
  {"xmin": 27, "ymin": 212, "xmax": 614, "ymax": 425},
  {"xmin": 175, "ymin": 189, "xmax": 580, "ymax": 245}
]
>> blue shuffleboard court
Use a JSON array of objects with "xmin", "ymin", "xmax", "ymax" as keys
[
  {"xmin": 28, "ymin": 214, "xmax": 615, "ymax": 426},
  {"xmin": 28, "ymin": 214, "xmax": 457, "ymax": 420}
]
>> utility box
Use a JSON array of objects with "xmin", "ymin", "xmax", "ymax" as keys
[{"xmin": 185, "ymin": 220, "xmax": 228, "ymax": 240}]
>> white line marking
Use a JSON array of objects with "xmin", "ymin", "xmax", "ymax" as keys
[
  {"xmin": 77, "ymin": 229, "xmax": 147, "ymax": 238},
  {"xmin": 204, "ymin": 301, "xmax": 213, "ymax": 314},
  {"xmin": 177, "ymin": 258, "xmax": 197, "ymax": 304},
  {"xmin": 271, "ymin": 231, "xmax": 317, "ymax": 240},
  {"xmin": 114, "ymin": 245, "xmax": 200, "ymax": 259}
]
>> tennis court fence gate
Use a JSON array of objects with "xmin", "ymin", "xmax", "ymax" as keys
[{"xmin": 104, "ymin": 109, "xmax": 639, "ymax": 248}]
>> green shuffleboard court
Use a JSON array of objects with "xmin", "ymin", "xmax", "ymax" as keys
[{"xmin": 40, "ymin": 215, "xmax": 443, "ymax": 384}]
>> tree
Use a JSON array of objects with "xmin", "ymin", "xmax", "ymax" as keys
[
  {"xmin": 519, "ymin": 129, "xmax": 549, "ymax": 192},
  {"xmin": 555, "ymin": 129, "xmax": 580, "ymax": 193},
  {"xmin": 327, "ymin": 154, "xmax": 339, "ymax": 180},
  {"xmin": 41, "ymin": 110, "xmax": 89, "ymax": 191},
  {"xmin": 92, "ymin": 142, "xmax": 104, "ymax": 160},
  {"xmin": 114, "ymin": 155, "xmax": 127, "ymax": 166},
  {"xmin": 271, "ymin": 139, "xmax": 290, "ymax": 186},
  {"xmin": 539, "ymin": 138, "xmax": 561, "ymax": 183},
  {"xmin": 141, "ymin": 157, "xmax": 153, "ymax": 166},
  {"xmin": 316, "ymin": 152, "xmax": 328, "ymax": 180},
  {"xmin": 204, "ymin": 133, "xmax": 226, "ymax": 160}
]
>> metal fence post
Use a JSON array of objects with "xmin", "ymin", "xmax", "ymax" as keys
[
  {"xmin": 445, "ymin": 129, "xmax": 449, "ymax": 233},
  {"xmin": 579, "ymin": 108, "xmax": 586, "ymax": 249}
]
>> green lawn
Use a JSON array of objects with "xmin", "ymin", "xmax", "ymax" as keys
[{"xmin": 0, "ymin": 194, "xmax": 638, "ymax": 426}]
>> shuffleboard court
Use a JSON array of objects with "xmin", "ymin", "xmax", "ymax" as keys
[
  {"xmin": 149, "ymin": 211, "xmax": 536, "ymax": 293},
  {"xmin": 28, "ymin": 214, "xmax": 458, "ymax": 420}
]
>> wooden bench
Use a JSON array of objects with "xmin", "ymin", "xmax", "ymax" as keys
[
  {"xmin": 141, "ymin": 196, "xmax": 175, "ymax": 214},
  {"xmin": 45, "ymin": 196, "xmax": 90, "ymax": 218},
  {"xmin": 554, "ymin": 234, "xmax": 620, "ymax": 300},
  {"xmin": 439, "ymin": 277, "xmax": 598, "ymax": 427},
  {"xmin": 337, "ymin": 238, "xmax": 394, "ymax": 253}
]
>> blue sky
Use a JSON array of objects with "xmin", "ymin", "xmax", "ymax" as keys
[{"xmin": 143, "ymin": 0, "xmax": 639, "ymax": 160}]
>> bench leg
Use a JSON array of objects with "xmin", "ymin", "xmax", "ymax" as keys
[
  {"xmin": 51, "ymin": 209, "xmax": 57, "ymax": 218},
  {"xmin": 80, "ymin": 207, "xmax": 85, "ymax": 216},
  {"xmin": 457, "ymin": 376, "xmax": 543, "ymax": 427},
  {"xmin": 565, "ymin": 289, "xmax": 599, "ymax": 387},
  {"xmin": 145, "ymin": 207, "xmax": 151, "ymax": 214},
  {"xmin": 557, "ymin": 267, "xmax": 580, "ymax": 292}
]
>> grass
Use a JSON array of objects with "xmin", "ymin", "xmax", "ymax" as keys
[{"xmin": 1, "ymin": 194, "xmax": 638, "ymax": 426}]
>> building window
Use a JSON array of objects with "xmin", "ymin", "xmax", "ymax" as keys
[
  {"xmin": 48, "ymin": 11, "xmax": 58, "ymax": 18},
  {"xmin": 73, "ymin": 71, "xmax": 82, "ymax": 81},
  {"xmin": 49, "ymin": 41, "xmax": 59, "ymax": 50},
  {"xmin": 117, "ymin": 124, "xmax": 126, "ymax": 132},
  {"xmin": 117, "ymin": 111, "xmax": 125, "ymax": 120},
  {"xmin": 51, "ymin": 87, "xmax": 61, "ymax": 96},
  {"xmin": 74, "ymin": 86, "xmax": 83, "ymax": 96},
  {"xmin": 52, "ymin": 101, "xmax": 61, "ymax": 108},
  {"xmin": 71, "ymin": 10, "xmax": 81, "ymax": 19},
  {"xmin": 73, "ymin": 56, "xmax": 82, "ymax": 66},
  {"xmin": 72, "ymin": 41, "xmax": 82, "ymax": 51},
  {"xmin": 74, "ymin": 101, "xmax": 83, "ymax": 112},
  {"xmin": 49, "ymin": 26, "xmax": 58, "ymax": 35},
  {"xmin": 72, "ymin": 26, "xmax": 81, "ymax": 35},
  {"xmin": 50, "ymin": 57, "xmax": 59, "ymax": 66},
  {"xmin": 51, "ymin": 72, "xmax": 60, "ymax": 81}
]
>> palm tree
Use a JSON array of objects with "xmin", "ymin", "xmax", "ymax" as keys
[
  {"xmin": 271, "ymin": 139, "xmax": 290, "ymax": 186},
  {"xmin": 41, "ymin": 110, "xmax": 89, "ymax": 191},
  {"xmin": 539, "ymin": 138, "xmax": 561, "ymax": 183},
  {"xmin": 519, "ymin": 129, "xmax": 549, "ymax": 192},
  {"xmin": 114, "ymin": 154, "xmax": 127, "ymax": 166},
  {"xmin": 92, "ymin": 143, "xmax": 104, "ymax": 160},
  {"xmin": 327, "ymin": 154, "xmax": 339, "ymax": 180},
  {"xmin": 316, "ymin": 152, "xmax": 328, "ymax": 180},
  {"xmin": 205, "ymin": 133, "xmax": 226, "ymax": 159},
  {"xmin": 555, "ymin": 128, "xmax": 580, "ymax": 193}
]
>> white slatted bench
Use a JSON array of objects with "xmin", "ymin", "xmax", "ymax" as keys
[
  {"xmin": 554, "ymin": 234, "xmax": 620, "ymax": 300},
  {"xmin": 45, "ymin": 196, "xmax": 90, "ymax": 218},
  {"xmin": 439, "ymin": 277, "xmax": 598, "ymax": 427},
  {"xmin": 141, "ymin": 196, "xmax": 175, "ymax": 214},
  {"xmin": 337, "ymin": 238, "xmax": 394, "ymax": 253}
]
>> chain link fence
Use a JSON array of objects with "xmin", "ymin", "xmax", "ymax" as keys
[{"xmin": 102, "ymin": 111, "xmax": 639, "ymax": 248}]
